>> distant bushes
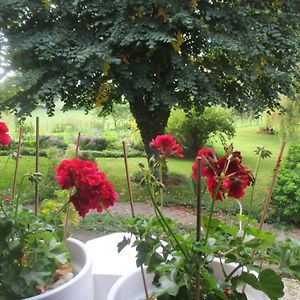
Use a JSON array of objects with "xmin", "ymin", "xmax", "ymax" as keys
[
  {"xmin": 80, "ymin": 149, "xmax": 145, "ymax": 158},
  {"xmin": 79, "ymin": 136, "xmax": 109, "ymax": 151},
  {"xmin": 39, "ymin": 135, "xmax": 68, "ymax": 149},
  {"xmin": 166, "ymin": 107, "xmax": 236, "ymax": 157},
  {"xmin": 270, "ymin": 144, "xmax": 300, "ymax": 224}
]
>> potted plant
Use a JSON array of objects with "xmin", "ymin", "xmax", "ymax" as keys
[
  {"xmin": 112, "ymin": 135, "xmax": 300, "ymax": 300},
  {"xmin": 0, "ymin": 120, "xmax": 118, "ymax": 299}
]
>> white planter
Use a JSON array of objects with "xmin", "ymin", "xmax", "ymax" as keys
[
  {"xmin": 107, "ymin": 258, "xmax": 269, "ymax": 300},
  {"xmin": 23, "ymin": 238, "xmax": 93, "ymax": 300}
]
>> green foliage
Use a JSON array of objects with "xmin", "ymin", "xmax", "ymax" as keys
[
  {"xmin": 0, "ymin": 203, "xmax": 70, "ymax": 299},
  {"xmin": 39, "ymin": 135, "xmax": 67, "ymax": 150},
  {"xmin": 81, "ymin": 149, "xmax": 145, "ymax": 158},
  {"xmin": 0, "ymin": 0, "xmax": 299, "ymax": 153},
  {"xmin": 79, "ymin": 135, "xmax": 109, "ymax": 151},
  {"xmin": 166, "ymin": 107, "xmax": 235, "ymax": 156},
  {"xmin": 270, "ymin": 144, "xmax": 300, "ymax": 224},
  {"xmin": 79, "ymin": 211, "xmax": 128, "ymax": 233},
  {"xmin": 266, "ymin": 95, "xmax": 300, "ymax": 139},
  {"xmin": 121, "ymin": 214, "xmax": 290, "ymax": 300}
]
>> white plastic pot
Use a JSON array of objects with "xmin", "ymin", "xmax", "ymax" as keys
[
  {"xmin": 23, "ymin": 238, "xmax": 93, "ymax": 300},
  {"xmin": 107, "ymin": 258, "xmax": 269, "ymax": 300}
]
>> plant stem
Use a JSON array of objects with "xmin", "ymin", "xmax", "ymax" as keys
[
  {"xmin": 249, "ymin": 149, "xmax": 262, "ymax": 218},
  {"xmin": 147, "ymin": 181, "xmax": 189, "ymax": 260},
  {"xmin": 159, "ymin": 162, "xmax": 164, "ymax": 208},
  {"xmin": 259, "ymin": 141, "xmax": 285, "ymax": 229},
  {"xmin": 195, "ymin": 157, "xmax": 202, "ymax": 300},
  {"xmin": 225, "ymin": 264, "xmax": 242, "ymax": 282},
  {"xmin": 54, "ymin": 200, "xmax": 70, "ymax": 218},
  {"xmin": 0, "ymin": 201, "xmax": 8, "ymax": 218},
  {"xmin": 64, "ymin": 132, "xmax": 81, "ymax": 241},
  {"xmin": 14, "ymin": 175, "xmax": 27, "ymax": 218},
  {"xmin": 12, "ymin": 127, "xmax": 23, "ymax": 199},
  {"xmin": 34, "ymin": 116, "xmax": 40, "ymax": 215},
  {"xmin": 204, "ymin": 180, "xmax": 222, "ymax": 245}
]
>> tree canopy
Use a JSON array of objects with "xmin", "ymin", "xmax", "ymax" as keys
[{"xmin": 0, "ymin": 0, "xmax": 299, "ymax": 154}]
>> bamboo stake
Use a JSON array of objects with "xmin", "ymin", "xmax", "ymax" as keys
[
  {"xmin": 195, "ymin": 157, "xmax": 202, "ymax": 300},
  {"xmin": 34, "ymin": 117, "xmax": 40, "ymax": 215},
  {"xmin": 12, "ymin": 127, "xmax": 23, "ymax": 199},
  {"xmin": 242, "ymin": 142, "xmax": 286, "ymax": 294},
  {"xmin": 64, "ymin": 132, "xmax": 81, "ymax": 241},
  {"xmin": 122, "ymin": 141, "xmax": 135, "ymax": 217},
  {"xmin": 123, "ymin": 141, "xmax": 149, "ymax": 300},
  {"xmin": 259, "ymin": 141, "xmax": 285, "ymax": 230}
]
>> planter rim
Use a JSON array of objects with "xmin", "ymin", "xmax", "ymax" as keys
[{"xmin": 24, "ymin": 238, "xmax": 92, "ymax": 300}]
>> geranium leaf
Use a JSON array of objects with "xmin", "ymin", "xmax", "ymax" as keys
[{"xmin": 258, "ymin": 269, "xmax": 284, "ymax": 300}]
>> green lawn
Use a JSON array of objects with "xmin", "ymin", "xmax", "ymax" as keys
[{"xmin": 0, "ymin": 126, "xmax": 297, "ymax": 218}]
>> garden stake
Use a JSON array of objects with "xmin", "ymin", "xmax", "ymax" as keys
[
  {"xmin": 259, "ymin": 141, "xmax": 285, "ymax": 230},
  {"xmin": 195, "ymin": 157, "xmax": 202, "ymax": 300},
  {"xmin": 12, "ymin": 127, "xmax": 23, "ymax": 199},
  {"xmin": 63, "ymin": 132, "xmax": 81, "ymax": 241},
  {"xmin": 122, "ymin": 141, "xmax": 135, "ymax": 217},
  {"xmin": 122, "ymin": 141, "xmax": 149, "ymax": 300},
  {"xmin": 242, "ymin": 141, "xmax": 286, "ymax": 294},
  {"xmin": 34, "ymin": 117, "xmax": 40, "ymax": 215}
]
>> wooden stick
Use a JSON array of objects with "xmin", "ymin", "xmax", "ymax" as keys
[
  {"xmin": 259, "ymin": 141, "xmax": 286, "ymax": 230},
  {"xmin": 195, "ymin": 157, "xmax": 202, "ymax": 300},
  {"xmin": 64, "ymin": 132, "xmax": 81, "ymax": 241},
  {"xmin": 34, "ymin": 117, "xmax": 40, "ymax": 215},
  {"xmin": 12, "ymin": 127, "xmax": 23, "ymax": 199},
  {"xmin": 122, "ymin": 141, "xmax": 135, "ymax": 217},
  {"xmin": 122, "ymin": 141, "xmax": 149, "ymax": 300}
]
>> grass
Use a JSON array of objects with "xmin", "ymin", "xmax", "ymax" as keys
[{"xmin": 0, "ymin": 126, "xmax": 298, "ymax": 219}]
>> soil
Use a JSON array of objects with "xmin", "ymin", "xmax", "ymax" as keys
[{"xmin": 71, "ymin": 201, "xmax": 300, "ymax": 300}]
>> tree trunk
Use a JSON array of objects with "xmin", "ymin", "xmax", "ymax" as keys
[{"xmin": 129, "ymin": 98, "xmax": 171, "ymax": 159}]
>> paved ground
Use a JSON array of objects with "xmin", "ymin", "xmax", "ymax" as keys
[{"xmin": 71, "ymin": 201, "xmax": 300, "ymax": 300}]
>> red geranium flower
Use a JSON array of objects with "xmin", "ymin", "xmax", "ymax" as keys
[
  {"xmin": 192, "ymin": 147, "xmax": 217, "ymax": 179},
  {"xmin": 0, "ymin": 121, "xmax": 12, "ymax": 147},
  {"xmin": 149, "ymin": 134, "xmax": 183, "ymax": 158},
  {"xmin": 1, "ymin": 195, "xmax": 11, "ymax": 201},
  {"xmin": 56, "ymin": 158, "xmax": 117, "ymax": 217},
  {"xmin": 192, "ymin": 148, "xmax": 253, "ymax": 201}
]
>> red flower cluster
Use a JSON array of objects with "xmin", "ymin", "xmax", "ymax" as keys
[
  {"xmin": 192, "ymin": 147, "xmax": 253, "ymax": 201},
  {"xmin": 149, "ymin": 134, "xmax": 183, "ymax": 158},
  {"xmin": 0, "ymin": 121, "xmax": 12, "ymax": 147},
  {"xmin": 56, "ymin": 158, "xmax": 117, "ymax": 217}
]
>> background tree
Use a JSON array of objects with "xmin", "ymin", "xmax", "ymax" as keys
[
  {"xmin": 0, "ymin": 0, "xmax": 299, "ymax": 156},
  {"xmin": 266, "ymin": 94, "xmax": 300, "ymax": 139}
]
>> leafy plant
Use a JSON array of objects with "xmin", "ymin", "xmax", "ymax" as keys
[
  {"xmin": 119, "ymin": 135, "xmax": 300, "ymax": 300},
  {"xmin": 0, "ymin": 178, "xmax": 70, "ymax": 299},
  {"xmin": 270, "ymin": 144, "xmax": 300, "ymax": 224}
]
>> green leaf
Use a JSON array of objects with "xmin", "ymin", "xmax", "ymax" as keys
[
  {"xmin": 258, "ymin": 269, "xmax": 284, "ymax": 300},
  {"xmin": 117, "ymin": 236, "xmax": 131, "ymax": 253}
]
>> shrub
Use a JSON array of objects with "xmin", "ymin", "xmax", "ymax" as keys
[
  {"xmin": 166, "ymin": 107, "xmax": 236, "ymax": 157},
  {"xmin": 39, "ymin": 135, "xmax": 67, "ymax": 149},
  {"xmin": 78, "ymin": 151, "xmax": 96, "ymax": 162},
  {"xmin": 80, "ymin": 149, "xmax": 145, "ymax": 158},
  {"xmin": 270, "ymin": 144, "xmax": 300, "ymax": 224},
  {"xmin": 21, "ymin": 147, "xmax": 47, "ymax": 157},
  {"xmin": 79, "ymin": 135, "xmax": 109, "ymax": 151}
]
